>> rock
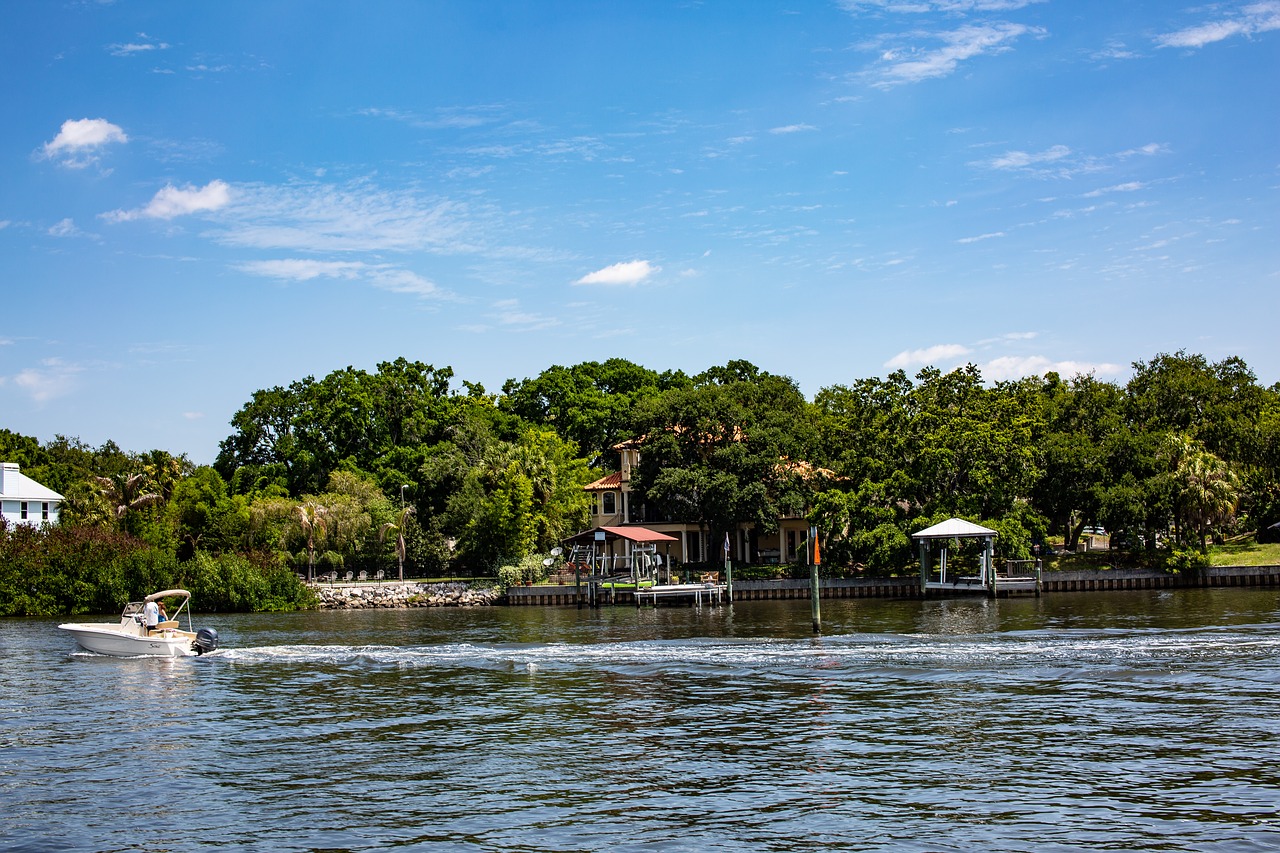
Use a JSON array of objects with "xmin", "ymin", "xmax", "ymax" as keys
[{"xmin": 312, "ymin": 581, "xmax": 501, "ymax": 610}]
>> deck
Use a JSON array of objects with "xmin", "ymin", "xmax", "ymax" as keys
[{"xmin": 634, "ymin": 583, "xmax": 727, "ymax": 606}]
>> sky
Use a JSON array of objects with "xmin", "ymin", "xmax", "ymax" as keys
[{"xmin": 3, "ymin": 1, "xmax": 1278, "ymax": 464}]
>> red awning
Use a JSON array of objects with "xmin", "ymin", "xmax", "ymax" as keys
[{"xmin": 562, "ymin": 526, "xmax": 679, "ymax": 545}]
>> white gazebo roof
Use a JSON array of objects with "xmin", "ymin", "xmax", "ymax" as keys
[{"xmin": 912, "ymin": 517, "xmax": 998, "ymax": 540}]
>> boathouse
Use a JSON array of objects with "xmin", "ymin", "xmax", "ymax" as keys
[{"xmin": 914, "ymin": 517, "xmax": 1040, "ymax": 597}]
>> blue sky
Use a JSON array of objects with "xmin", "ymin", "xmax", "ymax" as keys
[{"xmin": 3, "ymin": 1, "xmax": 1277, "ymax": 464}]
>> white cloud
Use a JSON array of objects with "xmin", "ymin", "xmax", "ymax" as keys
[
  {"xmin": 236, "ymin": 258, "xmax": 447, "ymax": 299},
  {"xmin": 869, "ymin": 23, "xmax": 1042, "ymax": 87},
  {"xmin": 236, "ymin": 259, "xmax": 367, "ymax": 281},
  {"xmin": 956, "ymin": 231, "xmax": 1005, "ymax": 243},
  {"xmin": 11, "ymin": 358, "xmax": 83, "ymax": 403},
  {"xmin": 41, "ymin": 118, "xmax": 127, "ymax": 168},
  {"xmin": 48, "ymin": 218, "xmax": 80, "ymax": 238},
  {"xmin": 980, "ymin": 355, "xmax": 1124, "ymax": 381},
  {"xmin": 1156, "ymin": 3, "xmax": 1280, "ymax": 49},
  {"xmin": 183, "ymin": 412, "xmax": 205, "ymax": 421},
  {"xmin": 208, "ymin": 181, "xmax": 472, "ymax": 253},
  {"xmin": 574, "ymin": 259, "xmax": 658, "ymax": 286},
  {"xmin": 1082, "ymin": 181, "xmax": 1145, "ymax": 198},
  {"xmin": 985, "ymin": 144, "xmax": 1071, "ymax": 171},
  {"xmin": 108, "ymin": 34, "xmax": 169, "ymax": 57},
  {"xmin": 104, "ymin": 180, "xmax": 232, "ymax": 222},
  {"xmin": 840, "ymin": 1, "xmax": 1043, "ymax": 12},
  {"xmin": 770, "ymin": 124, "xmax": 818, "ymax": 134},
  {"xmin": 885, "ymin": 343, "xmax": 972, "ymax": 369}
]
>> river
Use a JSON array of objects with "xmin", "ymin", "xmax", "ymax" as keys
[{"xmin": 2, "ymin": 589, "xmax": 1279, "ymax": 852}]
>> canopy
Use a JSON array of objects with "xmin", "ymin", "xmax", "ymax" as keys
[
  {"xmin": 562, "ymin": 526, "xmax": 679, "ymax": 546},
  {"xmin": 912, "ymin": 518, "xmax": 998, "ymax": 540}
]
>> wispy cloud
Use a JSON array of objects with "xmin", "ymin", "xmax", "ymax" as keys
[
  {"xmin": 1082, "ymin": 181, "xmax": 1145, "ymax": 198},
  {"xmin": 48, "ymin": 218, "xmax": 81, "ymax": 238},
  {"xmin": 235, "ymin": 259, "xmax": 448, "ymax": 299},
  {"xmin": 108, "ymin": 33, "xmax": 169, "ymax": 56},
  {"xmin": 865, "ymin": 22, "xmax": 1043, "ymax": 87},
  {"xmin": 208, "ymin": 181, "xmax": 473, "ymax": 253},
  {"xmin": 974, "ymin": 141, "xmax": 1164, "ymax": 179},
  {"xmin": 1156, "ymin": 2, "xmax": 1280, "ymax": 49},
  {"xmin": 40, "ymin": 118, "xmax": 127, "ymax": 168},
  {"xmin": 770, "ymin": 124, "xmax": 818, "ymax": 134},
  {"xmin": 840, "ymin": 1, "xmax": 1043, "ymax": 12},
  {"xmin": 956, "ymin": 231, "xmax": 1004, "ymax": 243},
  {"xmin": 10, "ymin": 358, "xmax": 83, "ymax": 403},
  {"xmin": 574, "ymin": 259, "xmax": 658, "ymax": 286},
  {"xmin": 885, "ymin": 343, "xmax": 972, "ymax": 369},
  {"xmin": 103, "ymin": 180, "xmax": 232, "ymax": 222},
  {"xmin": 359, "ymin": 104, "xmax": 506, "ymax": 129}
]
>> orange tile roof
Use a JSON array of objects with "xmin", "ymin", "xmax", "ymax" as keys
[{"xmin": 584, "ymin": 471, "xmax": 623, "ymax": 491}]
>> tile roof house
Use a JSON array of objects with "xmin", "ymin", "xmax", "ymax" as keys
[
  {"xmin": 0, "ymin": 463, "xmax": 63, "ymax": 528},
  {"xmin": 583, "ymin": 439, "xmax": 814, "ymax": 567}
]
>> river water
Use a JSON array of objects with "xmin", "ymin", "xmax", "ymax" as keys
[{"xmin": 3, "ymin": 589, "xmax": 1279, "ymax": 852}]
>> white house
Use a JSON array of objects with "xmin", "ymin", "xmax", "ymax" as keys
[{"xmin": 0, "ymin": 463, "xmax": 63, "ymax": 528}]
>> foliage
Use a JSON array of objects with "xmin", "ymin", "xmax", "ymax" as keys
[
  {"xmin": 0, "ymin": 524, "xmax": 312, "ymax": 616},
  {"xmin": 5, "ymin": 347, "xmax": 1278, "ymax": 606}
]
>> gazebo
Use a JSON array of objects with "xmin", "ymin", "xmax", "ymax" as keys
[
  {"xmin": 913, "ymin": 517, "xmax": 998, "ymax": 596},
  {"xmin": 913, "ymin": 518, "xmax": 1040, "ymax": 597}
]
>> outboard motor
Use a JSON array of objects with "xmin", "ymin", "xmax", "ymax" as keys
[{"xmin": 193, "ymin": 627, "xmax": 220, "ymax": 655}]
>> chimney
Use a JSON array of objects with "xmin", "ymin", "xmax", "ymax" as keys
[{"xmin": 0, "ymin": 462, "xmax": 18, "ymax": 495}]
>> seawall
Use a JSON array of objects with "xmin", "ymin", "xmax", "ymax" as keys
[{"xmin": 503, "ymin": 564, "xmax": 1280, "ymax": 606}]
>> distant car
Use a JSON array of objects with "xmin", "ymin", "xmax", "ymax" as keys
[{"xmin": 1259, "ymin": 522, "xmax": 1280, "ymax": 544}]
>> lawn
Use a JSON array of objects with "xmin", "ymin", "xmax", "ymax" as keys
[{"xmin": 1209, "ymin": 536, "xmax": 1280, "ymax": 567}]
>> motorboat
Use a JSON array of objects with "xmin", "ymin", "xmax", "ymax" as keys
[{"xmin": 59, "ymin": 589, "xmax": 219, "ymax": 657}]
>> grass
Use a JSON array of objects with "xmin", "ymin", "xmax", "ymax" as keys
[{"xmin": 1209, "ymin": 535, "xmax": 1280, "ymax": 567}]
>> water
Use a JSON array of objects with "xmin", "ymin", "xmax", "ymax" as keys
[{"xmin": 3, "ymin": 590, "xmax": 1279, "ymax": 852}]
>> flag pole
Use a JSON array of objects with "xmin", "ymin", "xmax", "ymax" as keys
[{"xmin": 724, "ymin": 531, "xmax": 733, "ymax": 602}]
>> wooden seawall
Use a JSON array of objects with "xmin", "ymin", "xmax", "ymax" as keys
[{"xmin": 502, "ymin": 565, "xmax": 1280, "ymax": 605}]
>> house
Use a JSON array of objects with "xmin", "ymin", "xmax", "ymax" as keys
[
  {"xmin": 583, "ymin": 438, "xmax": 816, "ymax": 566},
  {"xmin": 0, "ymin": 463, "xmax": 63, "ymax": 528}
]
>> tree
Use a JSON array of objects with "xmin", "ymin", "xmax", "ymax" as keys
[
  {"xmin": 294, "ymin": 501, "xmax": 328, "ymax": 581},
  {"xmin": 379, "ymin": 505, "xmax": 416, "ymax": 580}
]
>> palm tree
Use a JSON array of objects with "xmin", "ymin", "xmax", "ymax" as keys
[
  {"xmin": 296, "ymin": 501, "xmax": 329, "ymax": 582},
  {"xmin": 379, "ymin": 505, "xmax": 416, "ymax": 581},
  {"xmin": 1181, "ymin": 450, "xmax": 1239, "ymax": 551},
  {"xmin": 94, "ymin": 473, "xmax": 163, "ymax": 528}
]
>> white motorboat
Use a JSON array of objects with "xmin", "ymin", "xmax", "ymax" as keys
[{"xmin": 59, "ymin": 589, "xmax": 219, "ymax": 658}]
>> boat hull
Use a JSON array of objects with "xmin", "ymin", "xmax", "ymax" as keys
[{"xmin": 59, "ymin": 624, "xmax": 196, "ymax": 657}]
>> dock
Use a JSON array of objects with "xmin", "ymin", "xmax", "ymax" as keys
[{"xmin": 634, "ymin": 583, "xmax": 727, "ymax": 607}]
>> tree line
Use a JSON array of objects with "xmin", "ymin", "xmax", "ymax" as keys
[{"xmin": 3, "ymin": 350, "xmax": 1277, "ymax": 614}]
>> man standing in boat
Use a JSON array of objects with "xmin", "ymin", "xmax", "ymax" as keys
[{"xmin": 143, "ymin": 598, "xmax": 160, "ymax": 633}]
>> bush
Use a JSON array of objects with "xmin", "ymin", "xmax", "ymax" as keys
[{"xmin": 1166, "ymin": 546, "xmax": 1210, "ymax": 574}]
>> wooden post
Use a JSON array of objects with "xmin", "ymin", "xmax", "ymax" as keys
[{"xmin": 810, "ymin": 524, "xmax": 821, "ymax": 633}]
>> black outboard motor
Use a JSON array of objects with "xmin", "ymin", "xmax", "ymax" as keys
[{"xmin": 193, "ymin": 627, "xmax": 220, "ymax": 655}]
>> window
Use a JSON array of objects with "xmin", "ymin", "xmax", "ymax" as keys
[
  {"xmin": 786, "ymin": 530, "xmax": 797, "ymax": 559},
  {"xmin": 21, "ymin": 502, "xmax": 28, "ymax": 520},
  {"xmin": 602, "ymin": 492, "xmax": 616, "ymax": 515},
  {"xmin": 42, "ymin": 502, "xmax": 49, "ymax": 521}
]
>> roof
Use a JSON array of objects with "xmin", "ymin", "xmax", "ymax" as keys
[
  {"xmin": 911, "ymin": 518, "xmax": 998, "ymax": 540},
  {"xmin": 0, "ymin": 463, "xmax": 64, "ymax": 502},
  {"xmin": 584, "ymin": 472, "xmax": 623, "ymax": 491},
  {"xmin": 562, "ymin": 525, "xmax": 680, "ymax": 545}
]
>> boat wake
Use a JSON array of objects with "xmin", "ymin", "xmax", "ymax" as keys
[{"xmin": 211, "ymin": 623, "xmax": 1280, "ymax": 677}]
